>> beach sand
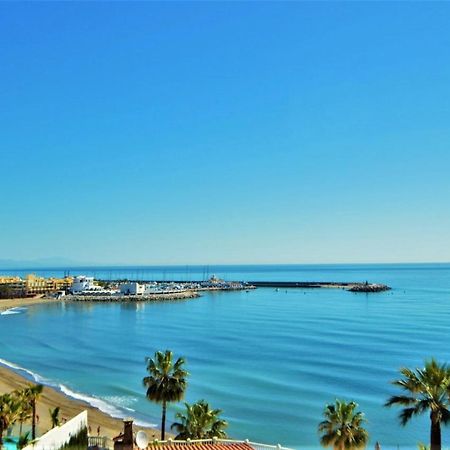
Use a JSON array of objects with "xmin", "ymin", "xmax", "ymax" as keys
[
  {"xmin": 0, "ymin": 366, "xmax": 163, "ymax": 445},
  {"xmin": 0, "ymin": 297, "xmax": 61, "ymax": 313}
]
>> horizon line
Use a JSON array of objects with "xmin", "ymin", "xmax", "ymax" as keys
[{"xmin": 1, "ymin": 261, "xmax": 450, "ymax": 270}]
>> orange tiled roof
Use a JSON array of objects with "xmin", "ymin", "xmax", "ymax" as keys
[{"xmin": 145, "ymin": 442, "xmax": 254, "ymax": 450}]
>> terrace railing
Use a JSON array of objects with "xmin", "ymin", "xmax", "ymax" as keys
[
  {"xmin": 88, "ymin": 436, "xmax": 108, "ymax": 449},
  {"xmin": 144, "ymin": 438, "xmax": 293, "ymax": 450}
]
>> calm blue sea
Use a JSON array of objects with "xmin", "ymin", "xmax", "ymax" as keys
[{"xmin": 1, "ymin": 264, "xmax": 449, "ymax": 449}]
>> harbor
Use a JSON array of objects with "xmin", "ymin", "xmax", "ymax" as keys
[{"xmin": 0, "ymin": 273, "xmax": 390, "ymax": 304}]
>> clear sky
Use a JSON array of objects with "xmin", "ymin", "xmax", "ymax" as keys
[{"xmin": 1, "ymin": 2, "xmax": 450, "ymax": 266}]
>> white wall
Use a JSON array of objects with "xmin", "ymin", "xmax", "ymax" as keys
[
  {"xmin": 120, "ymin": 282, "xmax": 145, "ymax": 295},
  {"xmin": 23, "ymin": 410, "xmax": 88, "ymax": 450},
  {"xmin": 71, "ymin": 276, "xmax": 95, "ymax": 293}
]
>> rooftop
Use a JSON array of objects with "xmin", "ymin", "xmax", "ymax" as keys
[{"xmin": 146, "ymin": 443, "xmax": 254, "ymax": 450}]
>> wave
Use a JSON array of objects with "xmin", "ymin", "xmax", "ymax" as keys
[
  {"xmin": 0, "ymin": 358, "xmax": 49, "ymax": 384},
  {"xmin": 58, "ymin": 385, "xmax": 156, "ymax": 427},
  {"xmin": 0, "ymin": 358, "xmax": 156, "ymax": 428},
  {"xmin": 0, "ymin": 307, "xmax": 28, "ymax": 316}
]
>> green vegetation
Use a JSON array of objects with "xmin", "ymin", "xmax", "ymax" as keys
[
  {"xmin": 418, "ymin": 443, "xmax": 430, "ymax": 450},
  {"xmin": 23, "ymin": 384, "xmax": 43, "ymax": 440},
  {"xmin": 59, "ymin": 426, "xmax": 88, "ymax": 450},
  {"xmin": 385, "ymin": 359, "xmax": 450, "ymax": 450},
  {"xmin": 49, "ymin": 406, "xmax": 61, "ymax": 428},
  {"xmin": 0, "ymin": 392, "xmax": 21, "ymax": 447},
  {"xmin": 5, "ymin": 431, "xmax": 31, "ymax": 450},
  {"xmin": 318, "ymin": 399, "xmax": 368, "ymax": 450},
  {"xmin": 0, "ymin": 384, "xmax": 44, "ymax": 447},
  {"xmin": 171, "ymin": 400, "xmax": 228, "ymax": 439},
  {"xmin": 16, "ymin": 390, "xmax": 32, "ymax": 435},
  {"xmin": 0, "ymin": 285, "xmax": 18, "ymax": 299},
  {"xmin": 143, "ymin": 350, "xmax": 188, "ymax": 440}
]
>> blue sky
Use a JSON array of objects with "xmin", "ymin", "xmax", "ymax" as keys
[{"xmin": 1, "ymin": 2, "xmax": 449, "ymax": 265}]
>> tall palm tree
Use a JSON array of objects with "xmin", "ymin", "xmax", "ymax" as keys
[
  {"xmin": 171, "ymin": 400, "xmax": 228, "ymax": 440},
  {"xmin": 49, "ymin": 406, "xmax": 60, "ymax": 428},
  {"xmin": 143, "ymin": 350, "xmax": 188, "ymax": 440},
  {"xmin": 318, "ymin": 399, "xmax": 369, "ymax": 450},
  {"xmin": 16, "ymin": 389, "xmax": 32, "ymax": 435},
  {"xmin": 23, "ymin": 384, "xmax": 44, "ymax": 440},
  {"xmin": 0, "ymin": 393, "xmax": 21, "ymax": 447},
  {"xmin": 385, "ymin": 359, "xmax": 450, "ymax": 450}
]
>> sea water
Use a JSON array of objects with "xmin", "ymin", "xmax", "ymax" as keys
[{"xmin": 0, "ymin": 264, "xmax": 449, "ymax": 449}]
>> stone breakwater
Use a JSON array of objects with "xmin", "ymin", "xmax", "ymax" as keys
[
  {"xmin": 347, "ymin": 283, "xmax": 391, "ymax": 293},
  {"xmin": 249, "ymin": 281, "xmax": 391, "ymax": 292},
  {"xmin": 67, "ymin": 290, "xmax": 199, "ymax": 303}
]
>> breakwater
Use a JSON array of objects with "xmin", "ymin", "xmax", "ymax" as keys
[
  {"xmin": 103, "ymin": 279, "xmax": 389, "ymax": 293},
  {"xmin": 67, "ymin": 290, "xmax": 199, "ymax": 303},
  {"xmin": 105, "ymin": 280, "xmax": 389, "ymax": 293},
  {"xmin": 249, "ymin": 281, "xmax": 390, "ymax": 292}
]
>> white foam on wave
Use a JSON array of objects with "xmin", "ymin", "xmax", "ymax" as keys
[
  {"xmin": 101, "ymin": 395, "xmax": 138, "ymax": 410},
  {"xmin": 58, "ymin": 385, "xmax": 156, "ymax": 427},
  {"xmin": 56, "ymin": 385, "xmax": 157, "ymax": 427},
  {"xmin": 0, "ymin": 358, "xmax": 157, "ymax": 428},
  {"xmin": 1, "ymin": 310, "xmax": 21, "ymax": 315},
  {"xmin": 0, "ymin": 307, "xmax": 28, "ymax": 316},
  {"xmin": 59, "ymin": 384, "xmax": 128, "ymax": 419},
  {"xmin": 0, "ymin": 358, "xmax": 49, "ymax": 384}
]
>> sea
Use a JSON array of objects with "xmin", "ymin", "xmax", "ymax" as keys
[{"xmin": 0, "ymin": 263, "xmax": 449, "ymax": 450}]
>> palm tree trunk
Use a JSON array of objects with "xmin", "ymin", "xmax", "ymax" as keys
[
  {"xmin": 32, "ymin": 398, "xmax": 36, "ymax": 440},
  {"xmin": 430, "ymin": 415, "xmax": 441, "ymax": 450},
  {"xmin": 161, "ymin": 401, "xmax": 167, "ymax": 441},
  {"xmin": 20, "ymin": 420, "xmax": 23, "ymax": 435},
  {"xmin": 0, "ymin": 425, "xmax": 4, "ymax": 447}
]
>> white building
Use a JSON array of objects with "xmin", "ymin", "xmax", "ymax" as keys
[
  {"xmin": 120, "ymin": 282, "xmax": 145, "ymax": 295},
  {"xmin": 71, "ymin": 276, "xmax": 98, "ymax": 293}
]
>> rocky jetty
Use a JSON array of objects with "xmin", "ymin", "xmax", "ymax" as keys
[
  {"xmin": 67, "ymin": 290, "xmax": 199, "ymax": 303},
  {"xmin": 347, "ymin": 283, "xmax": 391, "ymax": 293}
]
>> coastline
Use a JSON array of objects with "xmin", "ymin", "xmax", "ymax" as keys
[
  {"xmin": 0, "ymin": 296, "xmax": 62, "ymax": 312},
  {"xmin": 0, "ymin": 290, "xmax": 199, "ymax": 313},
  {"xmin": 0, "ymin": 364, "xmax": 163, "ymax": 445}
]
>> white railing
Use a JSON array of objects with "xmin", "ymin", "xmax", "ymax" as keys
[
  {"xmin": 23, "ymin": 410, "xmax": 88, "ymax": 450},
  {"xmin": 145, "ymin": 438, "xmax": 293, "ymax": 450},
  {"xmin": 87, "ymin": 436, "xmax": 107, "ymax": 448}
]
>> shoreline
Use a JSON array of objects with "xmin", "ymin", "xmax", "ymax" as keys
[
  {"xmin": 0, "ymin": 363, "xmax": 164, "ymax": 446},
  {"xmin": 0, "ymin": 290, "xmax": 199, "ymax": 313},
  {"xmin": 0, "ymin": 296, "xmax": 62, "ymax": 312}
]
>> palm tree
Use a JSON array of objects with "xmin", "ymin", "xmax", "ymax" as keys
[
  {"xmin": 171, "ymin": 400, "xmax": 228, "ymax": 439},
  {"xmin": 418, "ymin": 444, "xmax": 430, "ymax": 450},
  {"xmin": 16, "ymin": 389, "xmax": 32, "ymax": 435},
  {"xmin": 17, "ymin": 432, "xmax": 31, "ymax": 450},
  {"xmin": 143, "ymin": 350, "xmax": 188, "ymax": 440},
  {"xmin": 23, "ymin": 384, "xmax": 44, "ymax": 440},
  {"xmin": 318, "ymin": 399, "xmax": 369, "ymax": 450},
  {"xmin": 49, "ymin": 406, "xmax": 60, "ymax": 428},
  {"xmin": 0, "ymin": 393, "xmax": 21, "ymax": 447},
  {"xmin": 385, "ymin": 359, "xmax": 450, "ymax": 450}
]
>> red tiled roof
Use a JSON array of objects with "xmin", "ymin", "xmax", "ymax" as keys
[{"xmin": 145, "ymin": 442, "xmax": 254, "ymax": 450}]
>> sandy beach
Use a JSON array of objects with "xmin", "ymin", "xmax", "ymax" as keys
[
  {"xmin": 0, "ymin": 365, "xmax": 163, "ymax": 445},
  {"xmin": 0, "ymin": 297, "xmax": 62, "ymax": 313}
]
